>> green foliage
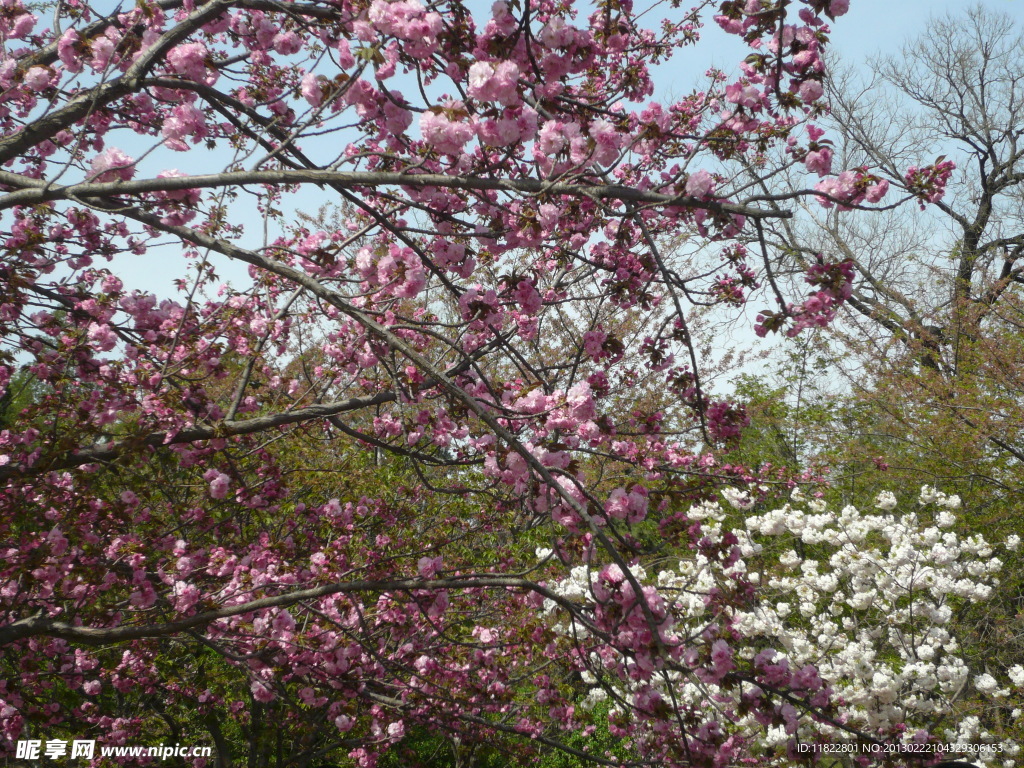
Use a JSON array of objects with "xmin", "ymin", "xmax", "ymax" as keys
[
  {"xmin": 379, "ymin": 728, "xmax": 510, "ymax": 768},
  {"xmin": 728, "ymin": 333, "xmax": 838, "ymax": 474},
  {"xmin": 0, "ymin": 368, "xmax": 42, "ymax": 430},
  {"xmin": 536, "ymin": 703, "xmax": 634, "ymax": 768}
]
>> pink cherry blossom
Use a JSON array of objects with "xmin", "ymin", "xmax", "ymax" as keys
[
  {"xmin": 467, "ymin": 61, "xmax": 521, "ymax": 106},
  {"xmin": 417, "ymin": 555, "xmax": 443, "ymax": 577},
  {"xmin": 685, "ymin": 169, "xmax": 716, "ymax": 198},
  {"xmin": 203, "ymin": 469, "xmax": 231, "ymax": 499},
  {"xmin": 512, "ymin": 280, "xmax": 542, "ymax": 314},
  {"xmin": 89, "ymin": 148, "xmax": 136, "ymax": 182},
  {"xmin": 420, "ymin": 108, "xmax": 475, "ymax": 155},
  {"xmin": 865, "ymin": 178, "xmax": 889, "ymax": 203},
  {"xmin": 10, "ymin": 12, "xmax": 35, "ymax": 38},
  {"xmin": 89, "ymin": 29, "xmax": 119, "ymax": 71},
  {"xmin": 57, "ymin": 28, "xmax": 83, "ymax": 72},
  {"xmin": 273, "ymin": 31, "xmax": 302, "ymax": 55},
  {"xmin": 725, "ymin": 82, "xmax": 761, "ymax": 109},
  {"xmin": 829, "ymin": 0, "xmax": 850, "ymax": 16},
  {"xmin": 161, "ymin": 103, "xmax": 208, "ymax": 151},
  {"xmin": 798, "ymin": 79, "xmax": 824, "ymax": 103},
  {"xmin": 804, "ymin": 146, "xmax": 833, "ymax": 176},
  {"xmin": 166, "ymin": 42, "xmax": 213, "ymax": 83},
  {"xmin": 536, "ymin": 120, "xmax": 567, "ymax": 157},
  {"xmin": 22, "ymin": 67, "xmax": 50, "ymax": 91},
  {"xmin": 301, "ymin": 74, "xmax": 325, "ymax": 107}
]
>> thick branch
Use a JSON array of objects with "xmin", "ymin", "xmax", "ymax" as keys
[
  {"xmin": 0, "ymin": 0, "xmax": 233, "ymax": 165},
  {"xmin": 0, "ymin": 169, "xmax": 790, "ymax": 220},
  {"xmin": 0, "ymin": 576, "xmax": 582, "ymax": 647},
  {"xmin": 0, "ymin": 392, "xmax": 396, "ymax": 483}
]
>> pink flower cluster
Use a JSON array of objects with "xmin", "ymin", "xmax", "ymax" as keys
[
  {"xmin": 161, "ymin": 103, "xmax": 208, "ymax": 151},
  {"xmin": 355, "ymin": 245, "xmax": 427, "ymax": 298},
  {"xmin": 88, "ymin": 148, "xmax": 135, "ymax": 183},
  {"xmin": 802, "ymin": 127, "xmax": 834, "ymax": 176},
  {"xmin": 420, "ymin": 106, "xmax": 475, "ymax": 155},
  {"xmin": 685, "ymin": 169, "xmax": 717, "ymax": 199},
  {"xmin": 904, "ymin": 159, "xmax": 956, "ymax": 209},
  {"xmin": 705, "ymin": 400, "xmax": 749, "ymax": 444},
  {"xmin": 756, "ymin": 259, "xmax": 856, "ymax": 337},
  {"xmin": 605, "ymin": 485, "xmax": 649, "ymax": 523},
  {"xmin": 467, "ymin": 61, "xmax": 521, "ymax": 106},
  {"xmin": 815, "ymin": 169, "xmax": 890, "ymax": 209},
  {"xmin": 166, "ymin": 43, "xmax": 213, "ymax": 84},
  {"xmin": 367, "ymin": 0, "xmax": 443, "ymax": 55}
]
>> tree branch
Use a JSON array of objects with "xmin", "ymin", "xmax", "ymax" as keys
[
  {"xmin": 0, "ymin": 576, "xmax": 583, "ymax": 647},
  {"xmin": 0, "ymin": 392, "xmax": 397, "ymax": 482},
  {"xmin": 0, "ymin": 169, "xmax": 790, "ymax": 220}
]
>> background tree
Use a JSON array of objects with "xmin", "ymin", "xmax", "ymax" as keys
[
  {"xmin": 755, "ymin": 4, "xmax": 1024, "ymax": 469},
  {"xmin": 740, "ymin": 9, "xmax": 1024, "ymax": 753}
]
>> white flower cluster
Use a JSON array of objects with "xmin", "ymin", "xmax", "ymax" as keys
[
  {"xmin": 721, "ymin": 486, "xmax": 755, "ymax": 510},
  {"xmin": 739, "ymin": 496, "xmax": 1006, "ymax": 743},
  {"xmin": 543, "ymin": 488, "xmax": 1022, "ymax": 766},
  {"xmin": 918, "ymin": 485, "xmax": 962, "ymax": 509}
]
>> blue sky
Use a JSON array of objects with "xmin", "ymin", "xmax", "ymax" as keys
[
  {"xmin": 828, "ymin": 0, "xmax": 1024, "ymax": 59},
  {"xmin": 676, "ymin": 0, "xmax": 1024, "ymax": 81}
]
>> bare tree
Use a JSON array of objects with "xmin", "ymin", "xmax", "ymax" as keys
[{"xmin": 763, "ymin": 4, "xmax": 1024, "ymax": 372}]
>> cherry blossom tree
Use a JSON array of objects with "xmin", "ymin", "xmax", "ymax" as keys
[{"xmin": 0, "ymin": 0, "xmax": 997, "ymax": 765}]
